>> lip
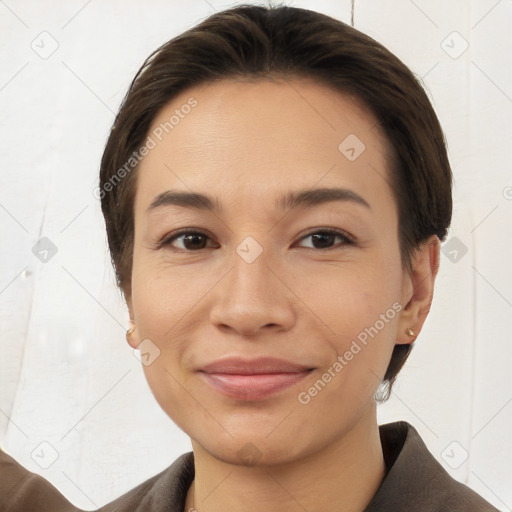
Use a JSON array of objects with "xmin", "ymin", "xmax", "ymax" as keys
[{"xmin": 196, "ymin": 357, "xmax": 314, "ymax": 401}]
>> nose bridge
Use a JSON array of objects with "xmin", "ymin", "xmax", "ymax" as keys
[
  {"xmin": 231, "ymin": 243, "xmax": 273, "ymax": 298},
  {"xmin": 228, "ymin": 241, "xmax": 278, "ymax": 310},
  {"xmin": 209, "ymin": 239, "xmax": 295, "ymax": 334}
]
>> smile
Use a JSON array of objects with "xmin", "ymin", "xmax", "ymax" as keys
[{"xmin": 196, "ymin": 357, "xmax": 314, "ymax": 401}]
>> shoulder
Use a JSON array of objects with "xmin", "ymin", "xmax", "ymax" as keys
[
  {"xmin": 364, "ymin": 421, "xmax": 501, "ymax": 512},
  {"xmin": 0, "ymin": 446, "xmax": 80, "ymax": 511},
  {"xmin": 0, "ymin": 446, "xmax": 194, "ymax": 512}
]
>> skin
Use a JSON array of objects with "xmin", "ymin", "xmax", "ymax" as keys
[{"xmin": 126, "ymin": 78, "xmax": 440, "ymax": 512}]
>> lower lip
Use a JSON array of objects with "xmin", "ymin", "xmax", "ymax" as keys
[{"xmin": 198, "ymin": 371, "xmax": 312, "ymax": 401}]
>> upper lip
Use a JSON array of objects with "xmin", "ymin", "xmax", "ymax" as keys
[{"xmin": 198, "ymin": 357, "xmax": 313, "ymax": 375}]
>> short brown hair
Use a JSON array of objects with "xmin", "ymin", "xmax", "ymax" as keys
[{"xmin": 99, "ymin": 4, "xmax": 452, "ymax": 401}]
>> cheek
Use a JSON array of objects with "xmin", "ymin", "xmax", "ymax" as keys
[
  {"xmin": 130, "ymin": 254, "xmax": 226, "ymax": 381},
  {"xmin": 296, "ymin": 286, "xmax": 401, "ymax": 420},
  {"xmin": 131, "ymin": 252, "xmax": 200, "ymax": 334},
  {"xmin": 299, "ymin": 256, "xmax": 403, "ymax": 383},
  {"xmin": 302, "ymin": 257, "xmax": 402, "ymax": 333}
]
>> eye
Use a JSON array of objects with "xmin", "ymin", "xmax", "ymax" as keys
[
  {"xmin": 157, "ymin": 230, "xmax": 215, "ymax": 251},
  {"xmin": 296, "ymin": 228, "xmax": 354, "ymax": 250},
  {"xmin": 157, "ymin": 228, "xmax": 354, "ymax": 252}
]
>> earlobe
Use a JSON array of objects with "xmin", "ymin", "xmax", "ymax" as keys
[
  {"xmin": 126, "ymin": 296, "xmax": 139, "ymax": 348},
  {"xmin": 396, "ymin": 235, "xmax": 441, "ymax": 345},
  {"xmin": 126, "ymin": 325, "xmax": 138, "ymax": 348}
]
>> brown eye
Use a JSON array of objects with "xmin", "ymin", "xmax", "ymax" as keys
[
  {"xmin": 297, "ymin": 229, "xmax": 354, "ymax": 250},
  {"xmin": 159, "ymin": 231, "xmax": 212, "ymax": 251},
  {"xmin": 180, "ymin": 233, "xmax": 208, "ymax": 250}
]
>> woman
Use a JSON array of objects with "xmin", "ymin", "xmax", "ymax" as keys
[{"xmin": 0, "ymin": 5, "xmax": 501, "ymax": 511}]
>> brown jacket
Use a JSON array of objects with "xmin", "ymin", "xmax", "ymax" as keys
[{"xmin": 0, "ymin": 421, "xmax": 501, "ymax": 511}]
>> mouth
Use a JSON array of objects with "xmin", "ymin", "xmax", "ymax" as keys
[{"xmin": 196, "ymin": 357, "xmax": 315, "ymax": 401}]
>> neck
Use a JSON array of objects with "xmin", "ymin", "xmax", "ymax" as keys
[{"xmin": 185, "ymin": 404, "xmax": 386, "ymax": 512}]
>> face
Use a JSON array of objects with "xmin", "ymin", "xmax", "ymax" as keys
[{"xmin": 128, "ymin": 78, "xmax": 414, "ymax": 465}]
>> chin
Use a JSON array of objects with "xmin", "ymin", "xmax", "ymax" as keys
[
  {"xmin": 190, "ymin": 423, "xmax": 325, "ymax": 469},
  {"xmin": 199, "ymin": 438, "xmax": 301, "ymax": 468}
]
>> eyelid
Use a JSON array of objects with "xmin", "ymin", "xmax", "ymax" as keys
[
  {"xmin": 157, "ymin": 227, "xmax": 355, "ymax": 251},
  {"xmin": 156, "ymin": 228, "xmax": 217, "ymax": 249},
  {"xmin": 293, "ymin": 227, "xmax": 355, "ymax": 250},
  {"xmin": 296, "ymin": 227, "xmax": 355, "ymax": 244}
]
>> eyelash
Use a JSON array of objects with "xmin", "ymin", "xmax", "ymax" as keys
[{"xmin": 156, "ymin": 228, "xmax": 355, "ymax": 252}]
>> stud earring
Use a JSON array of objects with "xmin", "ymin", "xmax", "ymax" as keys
[
  {"xmin": 405, "ymin": 328, "xmax": 415, "ymax": 337},
  {"xmin": 126, "ymin": 326, "xmax": 136, "ymax": 344}
]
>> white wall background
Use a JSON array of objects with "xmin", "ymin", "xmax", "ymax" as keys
[{"xmin": 0, "ymin": 0, "xmax": 511, "ymax": 510}]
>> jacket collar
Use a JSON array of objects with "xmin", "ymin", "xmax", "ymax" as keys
[{"xmin": 104, "ymin": 421, "xmax": 498, "ymax": 511}]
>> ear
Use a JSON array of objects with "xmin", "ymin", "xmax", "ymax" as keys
[
  {"xmin": 396, "ymin": 235, "xmax": 441, "ymax": 345},
  {"xmin": 125, "ymin": 295, "xmax": 139, "ymax": 349}
]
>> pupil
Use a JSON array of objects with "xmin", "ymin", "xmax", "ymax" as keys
[
  {"xmin": 312, "ymin": 233, "xmax": 334, "ymax": 249},
  {"xmin": 184, "ymin": 234, "xmax": 206, "ymax": 249},
  {"xmin": 180, "ymin": 233, "xmax": 336, "ymax": 250}
]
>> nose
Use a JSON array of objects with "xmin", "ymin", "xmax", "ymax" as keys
[{"xmin": 208, "ymin": 251, "xmax": 297, "ymax": 337}]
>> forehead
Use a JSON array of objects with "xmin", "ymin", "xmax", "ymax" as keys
[{"xmin": 135, "ymin": 78, "xmax": 394, "ymax": 211}]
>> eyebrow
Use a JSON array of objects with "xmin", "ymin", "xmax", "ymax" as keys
[
  {"xmin": 278, "ymin": 187, "xmax": 371, "ymax": 211},
  {"xmin": 146, "ymin": 187, "xmax": 371, "ymax": 214}
]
